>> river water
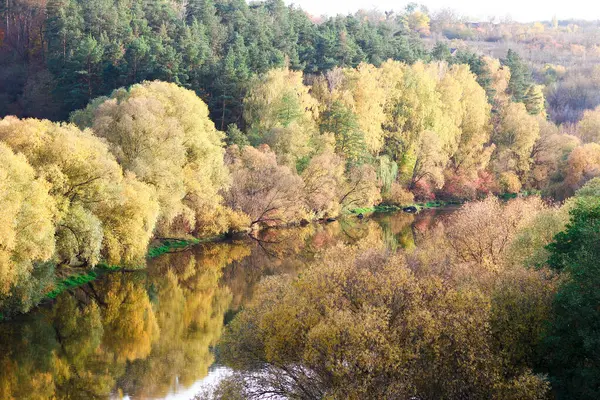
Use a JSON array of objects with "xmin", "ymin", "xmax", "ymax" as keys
[{"xmin": 0, "ymin": 208, "xmax": 456, "ymax": 399}]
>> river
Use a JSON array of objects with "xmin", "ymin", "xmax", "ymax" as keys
[{"xmin": 0, "ymin": 208, "xmax": 456, "ymax": 399}]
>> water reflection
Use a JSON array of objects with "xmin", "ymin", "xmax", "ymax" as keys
[{"xmin": 0, "ymin": 209, "xmax": 454, "ymax": 400}]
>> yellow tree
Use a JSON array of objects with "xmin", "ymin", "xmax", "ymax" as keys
[
  {"xmin": 378, "ymin": 61, "xmax": 490, "ymax": 195},
  {"xmin": 528, "ymin": 121, "xmax": 580, "ymax": 193},
  {"xmin": 71, "ymin": 81, "xmax": 231, "ymax": 237},
  {"xmin": 243, "ymin": 68, "xmax": 319, "ymax": 169},
  {"xmin": 565, "ymin": 142, "xmax": 600, "ymax": 191},
  {"xmin": 577, "ymin": 105, "xmax": 600, "ymax": 144},
  {"xmin": 446, "ymin": 64, "xmax": 493, "ymax": 180},
  {"xmin": 380, "ymin": 61, "xmax": 444, "ymax": 185},
  {"xmin": 483, "ymin": 56, "xmax": 511, "ymax": 106},
  {"xmin": 492, "ymin": 102, "xmax": 541, "ymax": 184},
  {"xmin": 311, "ymin": 64, "xmax": 387, "ymax": 155},
  {"xmin": 0, "ymin": 116, "xmax": 158, "ymax": 267},
  {"xmin": 0, "ymin": 143, "xmax": 55, "ymax": 295},
  {"xmin": 220, "ymin": 244, "xmax": 549, "ymax": 399}
]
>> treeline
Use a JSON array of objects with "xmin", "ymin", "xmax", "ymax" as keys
[
  {"xmin": 0, "ymin": 0, "xmax": 425, "ymax": 125},
  {"xmin": 210, "ymin": 181, "xmax": 600, "ymax": 400},
  {"xmin": 0, "ymin": 80, "xmax": 380, "ymax": 317},
  {"xmin": 3, "ymin": 54, "xmax": 600, "ymax": 315}
]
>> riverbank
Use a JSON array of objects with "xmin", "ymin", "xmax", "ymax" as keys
[
  {"xmin": 349, "ymin": 200, "xmax": 464, "ymax": 215},
  {"xmin": 0, "ymin": 237, "xmax": 220, "ymax": 322},
  {"xmin": 2, "ymin": 193, "xmax": 537, "ymax": 321},
  {"xmin": 2, "ymin": 204, "xmax": 451, "ymax": 322},
  {"xmin": 47, "ymin": 238, "xmax": 214, "ymax": 300}
]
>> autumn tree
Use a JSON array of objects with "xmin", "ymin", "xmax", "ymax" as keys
[
  {"xmin": 243, "ymin": 68, "xmax": 319, "ymax": 169},
  {"xmin": 71, "ymin": 81, "xmax": 230, "ymax": 237},
  {"xmin": 492, "ymin": 102, "xmax": 541, "ymax": 183},
  {"xmin": 528, "ymin": 121, "xmax": 580, "ymax": 195},
  {"xmin": 445, "ymin": 64, "xmax": 493, "ymax": 185},
  {"xmin": 446, "ymin": 196, "xmax": 546, "ymax": 269},
  {"xmin": 576, "ymin": 105, "xmax": 600, "ymax": 144},
  {"xmin": 301, "ymin": 149, "xmax": 346, "ymax": 218},
  {"xmin": 0, "ymin": 116, "xmax": 158, "ymax": 267},
  {"xmin": 0, "ymin": 143, "xmax": 55, "ymax": 299},
  {"xmin": 224, "ymin": 145, "xmax": 304, "ymax": 227},
  {"xmin": 483, "ymin": 56, "xmax": 511, "ymax": 107},
  {"xmin": 565, "ymin": 142, "xmax": 600, "ymax": 192},
  {"xmin": 312, "ymin": 64, "xmax": 387, "ymax": 155},
  {"xmin": 218, "ymin": 244, "xmax": 549, "ymax": 400},
  {"xmin": 339, "ymin": 164, "xmax": 381, "ymax": 211}
]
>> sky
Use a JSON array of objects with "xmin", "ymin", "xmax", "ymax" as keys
[{"xmin": 284, "ymin": 0, "xmax": 600, "ymax": 23}]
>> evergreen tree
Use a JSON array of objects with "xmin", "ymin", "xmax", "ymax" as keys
[
  {"xmin": 321, "ymin": 101, "xmax": 368, "ymax": 167},
  {"xmin": 431, "ymin": 41, "xmax": 451, "ymax": 61},
  {"xmin": 542, "ymin": 198, "xmax": 600, "ymax": 399},
  {"xmin": 211, "ymin": 34, "xmax": 249, "ymax": 130},
  {"xmin": 503, "ymin": 49, "xmax": 533, "ymax": 104}
]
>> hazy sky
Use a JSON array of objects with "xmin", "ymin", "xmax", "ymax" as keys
[{"xmin": 285, "ymin": 0, "xmax": 600, "ymax": 23}]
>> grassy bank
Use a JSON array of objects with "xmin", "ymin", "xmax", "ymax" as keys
[
  {"xmin": 1, "ymin": 238, "xmax": 212, "ymax": 322},
  {"xmin": 349, "ymin": 200, "xmax": 463, "ymax": 215},
  {"xmin": 43, "ymin": 237, "xmax": 213, "ymax": 305},
  {"xmin": 349, "ymin": 191, "xmax": 541, "ymax": 216}
]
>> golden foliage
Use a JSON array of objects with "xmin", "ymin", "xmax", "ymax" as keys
[
  {"xmin": 73, "ymin": 81, "xmax": 230, "ymax": 237},
  {"xmin": 493, "ymin": 102, "xmax": 540, "ymax": 178},
  {"xmin": 220, "ymin": 240, "xmax": 551, "ymax": 399},
  {"xmin": 566, "ymin": 142, "xmax": 600, "ymax": 191},
  {"xmin": 0, "ymin": 116, "xmax": 159, "ymax": 267},
  {"xmin": 446, "ymin": 197, "xmax": 546, "ymax": 269},
  {"xmin": 225, "ymin": 145, "xmax": 304, "ymax": 227},
  {"xmin": 244, "ymin": 68, "xmax": 319, "ymax": 168},
  {"xmin": 0, "ymin": 143, "xmax": 55, "ymax": 294}
]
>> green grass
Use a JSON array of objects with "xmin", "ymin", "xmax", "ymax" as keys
[
  {"xmin": 46, "ymin": 271, "xmax": 98, "ymax": 299},
  {"xmin": 349, "ymin": 200, "xmax": 464, "ymax": 215},
  {"xmin": 147, "ymin": 238, "xmax": 200, "ymax": 259},
  {"xmin": 498, "ymin": 190, "xmax": 541, "ymax": 201},
  {"xmin": 43, "ymin": 237, "xmax": 212, "ymax": 303}
]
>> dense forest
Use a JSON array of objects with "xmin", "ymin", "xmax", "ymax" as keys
[{"xmin": 1, "ymin": 1, "xmax": 600, "ymax": 399}]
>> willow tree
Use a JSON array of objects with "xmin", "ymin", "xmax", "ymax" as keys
[
  {"xmin": 0, "ymin": 143, "xmax": 56, "ymax": 296},
  {"xmin": 446, "ymin": 65, "xmax": 493, "ymax": 175},
  {"xmin": 380, "ymin": 61, "xmax": 441, "ymax": 185},
  {"xmin": 71, "ymin": 81, "xmax": 231, "ymax": 237},
  {"xmin": 0, "ymin": 116, "xmax": 158, "ymax": 266},
  {"xmin": 311, "ymin": 64, "xmax": 387, "ymax": 155},
  {"xmin": 378, "ymin": 61, "xmax": 489, "ymax": 194}
]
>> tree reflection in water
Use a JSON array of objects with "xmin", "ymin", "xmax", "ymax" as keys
[{"xmin": 0, "ymin": 210, "xmax": 446, "ymax": 399}]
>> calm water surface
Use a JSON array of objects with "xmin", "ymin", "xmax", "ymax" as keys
[{"xmin": 0, "ymin": 209, "xmax": 456, "ymax": 399}]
